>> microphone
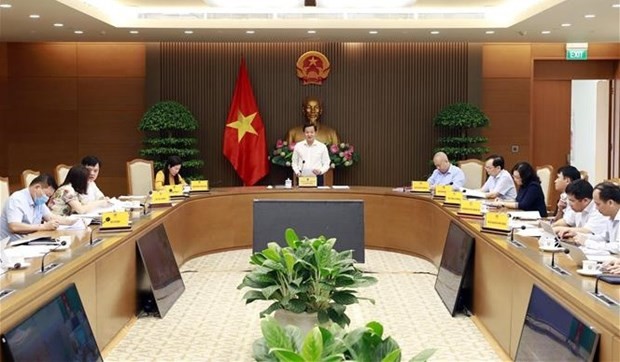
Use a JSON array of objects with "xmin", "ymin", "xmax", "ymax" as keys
[
  {"xmin": 550, "ymin": 247, "xmax": 570, "ymax": 268},
  {"xmin": 90, "ymin": 228, "xmax": 102, "ymax": 246},
  {"xmin": 40, "ymin": 240, "xmax": 67, "ymax": 273},
  {"xmin": 595, "ymin": 274, "xmax": 620, "ymax": 294},
  {"xmin": 300, "ymin": 160, "xmax": 306, "ymax": 175},
  {"xmin": 510, "ymin": 225, "xmax": 527, "ymax": 242}
]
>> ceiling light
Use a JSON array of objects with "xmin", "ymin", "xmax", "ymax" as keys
[
  {"xmin": 53, "ymin": 23, "xmax": 63, "ymax": 27},
  {"xmin": 613, "ymin": 4, "xmax": 620, "ymax": 8},
  {"xmin": 369, "ymin": 30, "xmax": 378, "ymax": 34},
  {"xmin": 541, "ymin": 30, "xmax": 551, "ymax": 34},
  {"xmin": 29, "ymin": 14, "xmax": 40, "ymax": 19},
  {"xmin": 246, "ymin": 30, "xmax": 255, "ymax": 34},
  {"xmin": 0, "ymin": 4, "xmax": 12, "ymax": 8},
  {"xmin": 74, "ymin": 30, "xmax": 83, "ymax": 34},
  {"xmin": 485, "ymin": 30, "xmax": 495, "ymax": 34},
  {"xmin": 561, "ymin": 23, "xmax": 571, "ymax": 27},
  {"xmin": 307, "ymin": 30, "xmax": 316, "ymax": 34},
  {"xmin": 584, "ymin": 14, "xmax": 596, "ymax": 18},
  {"xmin": 184, "ymin": 30, "xmax": 194, "ymax": 34},
  {"xmin": 130, "ymin": 30, "xmax": 139, "ymax": 34},
  {"xmin": 430, "ymin": 31, "xmax": 440, "ymax": 35}
]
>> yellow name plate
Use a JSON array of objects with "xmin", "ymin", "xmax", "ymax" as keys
[
  {"xmin": 191, "ymin": 180, "xmax": 209, "ymax": 191},
  {"xmin": 445, "ymin": 190, "xmax": 464, "ymax": 205},
  {"xmin": 101, "ymin": 211, "xmax": 130, "ymax": 228},
  {"xmin": 484, "ymin": 211, "xmax": 511, "ymax": 231},
  {"xmin": 435, "ymin": 184, "xmax": 451, "ymax": 196},
  {"xmin": 411, "ymin": 181, "xmax": 430, "ymax": 192},
  {"xmin": 167, "ymin": 184, "xmax": 184, "ymax": 196},
  {"xmin": 151, "ymin": 190, "xmax": 171, "ymax": 204},
  {"xmin": 298, "ymin": 176, "xmax": 317, "ymax": 187},
  {"xmin": 460, "ymin": 200, "xmax": 483, "ymax": 215}
]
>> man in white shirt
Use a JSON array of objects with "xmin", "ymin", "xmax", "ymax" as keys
[
  {"xmin": 292, "ymin": 123, "xmax": 330, "ymax": 186},
  {"xmin": 552, "ymin": 165, "xmax": 581, "ymax": 222},
  {"xmin": 427, "ymin": 152, "xmax": 465, "ymax": 189},
  {"xmin": 553, "ymin": 179, "xmax": 608, "ymax": 237},
  {"xmin": 81, "ymin": 155, "xmax": 105, "ymax": 202},
  {"xmin": 480, "ymin": 154, "xmax": 517, "ymax": 200},
  {"xmin": 574, "ymin": 182, "xmax": 620, "ymax": 254},
  {"xmin": 0, "ymin": 174, "xmax": 73, "ymax": 241}
]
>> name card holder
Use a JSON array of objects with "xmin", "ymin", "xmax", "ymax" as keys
[
  {"xmin": 190, "ymin": 180, "xmax": 209, "ymax": 193},
  {"xmin": 457, "ymin": 199, "xmax": 484, "ymax": 219},
  {"xmin": 410, "ymin": 181, "xmax": 430, "ymax": 193},
  {"xmin": 443, "ymin": 190, "xmax": 464, "ymax": 207},
  {"xmin": 433, "ymin": 184, "xmax": 450, "ymax": 198},
  {"xmin": 150, "ymin": 190, "xmax": 172, "ymax": 207},
  {"xmin": 481, "ymin": 211, "xmax": 511, "ymax": 235},
  {"xmin": 167, "ymin": 184, "xmax": 186, "ymax": 198},
  {"xmin": 99, "ymin": 211, "xmax": 132, "ymax": 232},
  {"xmin": 298, "ymin": 176, "xmax": 317, "ymax": 188}
]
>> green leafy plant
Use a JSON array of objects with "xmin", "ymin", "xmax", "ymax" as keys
[
  {"xmin": 138, "ymin": 100, "xmax": 204, "ymax": 179},
  {"xmin": 238, "ymin": 228, "xmax": 377, "ymax": 327},
  {"xmin": 253, "ymin": 316, "xmax": 436, "ymax": 362},
  {"xmin": 433, "ymin": 102, "xmax": 490, "ymax": 161},
  {"xmin": 269, "ymin": 139, "xmax": 294, "ymax": 167},
  {"xmin": 327, "ymin": 143, "xmax": 359, "ymax": 168}
]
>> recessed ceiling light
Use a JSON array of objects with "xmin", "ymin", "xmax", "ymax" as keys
[
  {"xmin": 430, "ymin": 31, "xmax": 440, "ymax": 35},
  {"xmin": 307, "ymin": 30, "xmax": 316, "ymax": 34},
  {"xmin": 541, "ymin": 30, "xmax": 551, "ymax": 34},
  {"xmin": 584, "ymin": 14, "xmax": 596, "ymax": 18},
  {"xmin": 246, "ymin": 30, "xmax": 255, "ymax": 34},
  {"xmin": 184, "ymin": 30, "xmax": 193, "ymax": 34},
  {"xmin": 561, "ymin": 23, "xmax": 571, "ymax": 27},
  {"xmin": 369, "ymin": 30, "xmax": 378, "ymax": 34},
  {"xmin": 485, "ymin": 30, "xmax": 495, "ymax": 34},
  {"xmin": 613, "ymin": 4, "xmax": 620, "ymax": 8},
  {"xmin": 130, "ymin": 30, "xmax": 139, "ymax": 34},
  {"xmin": 29, "ymin": 14, "xmax": 40, "ymax": 19},
  {"xmin": 0, "ymin": 4, "xmax": 12, "ymax": 8},
  {"xmin": 53, "ymin": 23, "xmax": 63, "ymax": 27},
  {"xmin": 74, "ymin": 30, "xmax": 83, "ymax": 34}
]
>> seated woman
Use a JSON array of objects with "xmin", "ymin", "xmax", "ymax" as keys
[
  {"xmin": 489, "ymin": 161, "xmax": 548, "ymax": 217},
  {"xmin": 49, "ymin": 165, "xmax": 111, "ymax": 216},
  {"xmin": 155, "ymin": 156, "xmax": 187, "ymax": 191}
]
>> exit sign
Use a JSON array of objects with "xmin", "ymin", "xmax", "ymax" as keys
[{"xmin": 566, "ymin": 49, "xmax": 588, "ymax": 60}]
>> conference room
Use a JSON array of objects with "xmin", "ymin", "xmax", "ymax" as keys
[{"xmin": 1, "ymin": 0, "xmax": 619, "ymax": 361}]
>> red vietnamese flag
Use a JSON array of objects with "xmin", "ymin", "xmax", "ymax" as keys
[{"xmin": 223, "ymin": 58, "xmax": 269, "ymax": 186}]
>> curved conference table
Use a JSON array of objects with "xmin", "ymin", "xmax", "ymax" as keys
[{"xmin": 1, "ymin": 187, "xmax": 619, "ymax": 360}]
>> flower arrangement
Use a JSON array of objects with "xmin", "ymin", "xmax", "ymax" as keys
[
  {"xmin": 269, "ymin": 139, "xmax": 295, "ymax": 167},
  {"xmin": 327, "ymin": 143, "xmax": 359, "ymax": 168}
]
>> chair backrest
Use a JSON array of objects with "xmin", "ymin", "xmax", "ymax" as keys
[
  {"xmin": 536, "ymin": 165, "xmax": 554, "ymax": 209},
  {"xmin": 21, "ymin": 169, "xmax": 40, "ymax": 188},
  {"xmin": 55, "ymin": 164, "xmax": 71, "ymax": 185},
  {"xmin": 127, "ymin": 158, "xmax": 154, "ymax": 196},
  {"xmin": 0, "ymin": 176, "xmax": 9, "ymax": 217},
  {"xmin": 457, "ymin": 159, "xmax": 485, "ymax": 189},
  {"xmin": 579, "ymin": 170, "xmax": 589, "ymax": 182}
]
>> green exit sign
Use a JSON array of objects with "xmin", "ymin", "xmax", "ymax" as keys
[{"xmin": 566, "ymin": 49, "xmax": 588, "ymax": 60}]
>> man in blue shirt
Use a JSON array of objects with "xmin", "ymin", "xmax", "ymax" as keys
[
  {"xmin": 481, "ymin": 154, "xmax": 517, "ymax": 200},
  {"xmin": 427, "ymin": 152, "xmax": 465, "ymax": 189}
]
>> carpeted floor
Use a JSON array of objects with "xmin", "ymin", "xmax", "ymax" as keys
[{"xmin": 104, "ymin": 249, "xmax": 501, "ymax": 361}]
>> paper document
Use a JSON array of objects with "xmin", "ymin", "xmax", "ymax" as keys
[
  {"xmin": 508, "ymin": 211, "xmax": 541, "ymax": 220},
  {"xmin": 460, "ymin": 188, "xmax": 487, "ymax": 199},
  {"xmin": 331, "ymin": 185, "xmax": 350, "ymax": 189}
]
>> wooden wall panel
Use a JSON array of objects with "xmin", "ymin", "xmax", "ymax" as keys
[
  {"xmin": 6, "ymin": 42, "xmax": 77, "ymax": 77},
  {"xmin": 0, "ymin": 43, "xmax": 7, "ymax": 177},
  {"xmin": 78, "ymin": 78, "xmax": 144, "ymax": 110},
  {"xmin": 532, "ymin": 43, "xmax": 620, "ymax": 59},
  {"xmin": 77, "ymin": 43, "xmax": 145, "ymax": 77},
  {"xmin": 482, "ymin": 44, "xmax": 531, "ymax": 78},
  {"xmin": 155, "ymin": 42, "xmax": 470, "ymax": 186},
  {"xmin": 534, "ymin": 60, "xmax": 617, "ymax": 80},
  {"xmin": 8, "ymin": 77, "xmax": 77, "ymax": 110}
]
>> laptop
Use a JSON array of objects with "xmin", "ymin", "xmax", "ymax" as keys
[
  {"xmin": 559, "ymin": 241, "xmax": 588, "ymax": 266},
  {"xmin": 539, "ymin": 222, "xmax": 573, "ymax": 243},
  {"xmin": 8, "ymin": 235, "xmax": 61, "ymax": 247}
]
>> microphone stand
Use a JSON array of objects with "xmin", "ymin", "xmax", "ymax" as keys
[
  {"xmin": 507, "ymin": 225, "xmax": 526, "ymax": 248},
  {"xmin": 40, "ymin": 240, "xmax": 67, "ymax": 273},
  {"xmin": 547, "ymin": 248, "xmax": 570, "ymax": 275},
  {"xmin": 89, "ymin": 227, "xmax": 103, "ymax": 246},
  {"xmin": 591, "ymin": 274, "xmax": 620, "ymax": 306}
]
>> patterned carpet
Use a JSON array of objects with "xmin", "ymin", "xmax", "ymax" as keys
[{"xmin": 104, "ymin": 249, "xmax": 501, "ymax": 361}]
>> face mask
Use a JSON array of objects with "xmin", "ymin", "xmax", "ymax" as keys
[{"xmin": 34, "ymin": 193, "xmax": 49, "ymax": 207}]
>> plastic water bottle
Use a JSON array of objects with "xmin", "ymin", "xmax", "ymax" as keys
[{"xmin": 285, "ymin": 178, "xmax": 292, "ymax": 189}]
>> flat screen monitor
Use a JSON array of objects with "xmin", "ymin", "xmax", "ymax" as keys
[
  {"xmin": 515, "ymin": 285, "xmax": 600, "ymax": 362},
  {"xmin": 136, "ymin": 224, "xmax": 185, "ymax": 318},
  {"xmin": 1, "ymin": 283, "xmax": 102, "ymax": 362},
  {"xmin": 434, "ymin": 221, "xmax": 474, "ymax": 316}
]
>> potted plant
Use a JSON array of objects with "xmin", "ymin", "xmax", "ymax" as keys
[
  {"xmin": 138, "ymin": 100, "xmax": 204, "ymax": 179},
  {"xmin": 238, "ymin": 228, "xmax": 377, "ymax": 328},
  {"xmin": 253, "ymin": 316, "xmax": 436, "ymax": 362},
  {"xmin": 433, "ymin": 102, "xmax": 490, "ymax": 162}
]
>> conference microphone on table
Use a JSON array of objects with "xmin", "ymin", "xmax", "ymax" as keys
[
  {"xmin": 550, "ymin": 246, "xmax": 570, "ymax": 268},
  {"xmin": 510, "ymin": 225, "xmax": 527, "ymax": 242},
  {"xmin": 40, "ymin": 240, "xmax": 67, "ymax": 273},
  {"xmin": 594, "ymin": 274, "xmax": 620, "ymax": 295},
  {"xmin": 90, "ymin": 228, "xmax": 102, "ymax": 246}
]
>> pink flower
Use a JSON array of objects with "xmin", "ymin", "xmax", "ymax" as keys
[
  {"xmin": 348, "ymin": 145, "xmax": 354, "ymax": 153},
  {"xmin": 276, "ymin": 139, "xmax": 283, "ymax": 148},
  {"xmin": 344, "ymin": 151, "xmax": 352, "ymax": 160},
  {"xmin": 330, "ymin": 144, "xmax": 339, "ymax": 153},
  {"xmin": 288, "ymin": 143, "xmax": 295, "ymax": 151}
]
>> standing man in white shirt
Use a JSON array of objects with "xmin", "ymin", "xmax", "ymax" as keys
[
  {"xmin": 575, "ymin": 182, "xmax": 620, "ymax": 254},
  {"xmin": 427, "ymin": 152, "xmax": 465, "ymax": 189},
  {"xmin": 552, "ymin": 179, "xmax": 608, "ymax": 237},
  {"xmin": 480, "ymin": 154, "xmax": 517, "ymax": 200},
  {"xmin": 81, "ymin": 155, "xmax": 106, "ymax": 202},
  {"xmin": 292, "ymin": 123, "xmax": 331, "ymax": 186}
]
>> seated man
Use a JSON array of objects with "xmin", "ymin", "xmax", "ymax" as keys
[
  {"xmin": 427, "ymin": 152, "xmax": 465, "ymax": 189},
  {"xmin": 552, "ymin": 179, "xmax": 607, "ymax": 238},
  {"xmin": 552, "ymin": 165, "xmax": 581, "ymax": 221},
  {"xmin": 81, "ymin": 155, "xmax": 106, "ymax": 202},
  {"xmin": 0, "ymin": 174, "xmax": 74, "ymax": 241},
  {"xmin": 292, "ymin": 123, "xmax": 330, "ymax": 186},
  {"xmin": 573, "ymin": 182, "xmax": 620, "ymax": 254},
  {"xmin": 480, "ymin": 154, "xmax": 517, "ymax": 200}
]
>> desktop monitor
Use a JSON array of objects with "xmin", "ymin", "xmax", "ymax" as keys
[
  {"xmin": 434, "ymin": 221, "xmax": 475, "ymax": 316},
  {"xmin": 136, "ymin": 224, "xmax": 185, "ymax": 318},
  {"xmin": 1, "ymin": 283, "xmax": 102, "ymax": 362},
  {"xmin": 515, "ymin": 285, "xmax": 600, "ymax": 362}
]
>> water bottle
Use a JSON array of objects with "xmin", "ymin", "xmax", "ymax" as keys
[{"xmin": 285, "ymin": 178, "xmax": 292, "ymax": 189}]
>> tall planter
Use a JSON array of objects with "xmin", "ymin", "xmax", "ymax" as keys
[
  {"xmin": 138, "ymin": 101, "xmax": 204, "ymax": 179},
  {"xmin": 433, "ymin": 102, "xmax": 490, "ymax": 162}
]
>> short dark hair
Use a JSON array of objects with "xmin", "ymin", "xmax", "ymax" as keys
[
  {"xmin": 594, "ymin": 182, "xmax": 620, "ymax": 203},
  {"xmin": 29, "ymin": 173, "xmax": 58, "ymax": 190},
  {"xmin": 557, "ymin": 165, "xmax": 580, "ymax": 182},
  {"xmin": 485, "ymin": 154, "xmax": 505, "ymax": 169},
  {"xmin": 81, "ymin": 155, "xmax": 101, "ymax": 167},
  {"xmin": 511, "ymin": 162, "xmax": 539, "ymax": 186},
  {"xmin": 302, "ymin": 123, "xmax": 317, "ymax": 132},
  {"xmin": 62, "ymin": 165, "xmax": 89, "ymax": 194},
  {"xmin": 565, "ymin": 179, "xmax": 593, "ymax": 200}
]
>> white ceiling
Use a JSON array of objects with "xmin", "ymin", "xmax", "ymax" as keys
[{"xmin": 0, "ymin": 0, "xmax": 618, "ymax": 43}]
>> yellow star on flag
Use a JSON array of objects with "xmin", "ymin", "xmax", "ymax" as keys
[{"xmin": 227, "ymin": 110, "xmax": 258, "ymax": 142}]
